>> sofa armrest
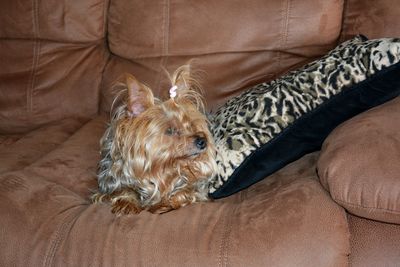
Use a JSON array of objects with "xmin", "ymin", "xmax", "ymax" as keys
[{"xmin": 317, "ymin": 97, "xmax": 400, "ymax": 224}]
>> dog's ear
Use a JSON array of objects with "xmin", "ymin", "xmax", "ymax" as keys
[{"xmin": 125, "ymin": 74, "xmax": 154, "ymax": 117}]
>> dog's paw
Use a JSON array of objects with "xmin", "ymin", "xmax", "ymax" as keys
[
  {"xmin": 147, "ymin": 204, "xmax": 174, "ymax": 214},
  {"xmin": 111, "ymin": 199, "xmax": 142, "ymax": 215}
]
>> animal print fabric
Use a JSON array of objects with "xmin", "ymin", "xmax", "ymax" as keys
[{"xmin": 209, "ymin": 36, "xmax": 400, "ymax": 194}]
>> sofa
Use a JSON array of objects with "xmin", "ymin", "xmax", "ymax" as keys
[{"xmin": 1, "ymin": 0, "xmax": 399, "ymax": 266}]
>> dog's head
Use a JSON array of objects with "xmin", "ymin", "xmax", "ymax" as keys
[{"xmin": 97, "ymin": 65, "xmax": 217, "ymax": 212}]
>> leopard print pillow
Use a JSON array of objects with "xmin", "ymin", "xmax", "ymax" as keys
[{"xmin": 209, "ymin": 36, "xmax": 400, "ymax": 198}]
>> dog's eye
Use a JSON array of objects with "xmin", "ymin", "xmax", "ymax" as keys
[
  {"xmin": 165, "ymin": 127, "xmax": 181, "ymax": 136},
  {"xmin": 165, "ymin": 127, "xmax": 175, "ymax": 136}
]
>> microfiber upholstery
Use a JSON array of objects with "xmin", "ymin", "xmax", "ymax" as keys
[
  {"xmin": 318, "ymin": 97, "xmax": 400, "ymax": 224},
  {"xmin": 0, "ymin": 118, "xmax": 350, "ymax": 266}
]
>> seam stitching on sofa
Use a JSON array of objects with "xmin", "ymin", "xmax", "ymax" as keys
[
  {"xmin": 43, "ymin": 206, "xmax": 87, "ymax": 267},
  {"xmin": 0, "ymin": 36, "xmax": 104, "ymax": 45},
  {"xmin": 277, "ymin": 0, "xmax": 291, "ymax": 74},
  {"xmin": 217, "ymin": 205, "xmax": 235, "ymax": 267},
  {"xmin": 163, "ymin": 0, "xmax": 170, "ymax": 57},
  {"xmin": 98, "ymin": 0, "xmax": 112, "ymax": 116},
  {"xmin": 283, "ymin": 0, "xmax": 291, "ymax": 49},
  {"xmin": 156, "ymin": 0, "xmax": 170, "ymax": 92},
  {"xmin": 27, "ymin": 0, "xmax": 41, "ymax": 114},
  {"xmin": 217, "ymin": 216, "xmax": 230, "ymax": 267}
]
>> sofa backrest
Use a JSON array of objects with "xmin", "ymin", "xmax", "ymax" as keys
[
  {"xmin": 340, "ymin": 0, "xmax": 400, "ymax": 42},
  {"xmin": 100, "ymin": 0, "xmax": 345, "ymax": 113},
  {"xmin": 0, "ymin": 0, "xmax": 108, "ymax": 133},
  {"xmin": 1, "ymin": 0, "xmax": 399, "ymax": 134}
]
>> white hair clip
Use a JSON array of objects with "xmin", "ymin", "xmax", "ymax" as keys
[{"xmin": 169, "ymin": 85, "xmax": 178, "ymax": 99}]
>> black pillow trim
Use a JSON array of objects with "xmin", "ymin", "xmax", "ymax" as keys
[{"xmin": 211, "ymin": 61, "xmax": 400, "ymax": 199}]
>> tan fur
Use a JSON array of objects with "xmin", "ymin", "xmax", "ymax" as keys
[{"xmin": 92, "ymin": 65, "xmax": 217, "ymax": 215}]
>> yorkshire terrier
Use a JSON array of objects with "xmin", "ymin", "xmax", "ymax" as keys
[{"xmin": 92, "ymin": 65, "xmax": 217, "ymax": 214}]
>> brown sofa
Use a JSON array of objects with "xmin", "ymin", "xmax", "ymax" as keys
[{"xmin": 1, "ymin": 0, "xmax": 399, "ymax": 266}]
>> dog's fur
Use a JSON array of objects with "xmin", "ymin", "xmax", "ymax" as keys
[{"xmin": 92, "ymin": 65, "xmax": 217, "ymax": 214}]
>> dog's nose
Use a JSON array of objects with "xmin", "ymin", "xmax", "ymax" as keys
[{"xmin": 194, "ymin": 136, "xmax": 207, "ymax": 150}]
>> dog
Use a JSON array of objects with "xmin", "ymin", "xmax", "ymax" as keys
[{"xmin": 92, "ymin": 65, "xmax": 217, "ymax": 214}]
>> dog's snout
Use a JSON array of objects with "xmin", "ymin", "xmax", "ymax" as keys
[{"xmin": 194, "ymin": 136, "xmax": 207, "ymax": 150}]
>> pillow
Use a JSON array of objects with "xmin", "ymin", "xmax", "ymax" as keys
[
  {"xmin": 317, "ymin": 97, "xmax": 400, "ymax": 224},
  {"xmin": 209, "ymin": 36, "xmax": 400, "ymax": 198}
]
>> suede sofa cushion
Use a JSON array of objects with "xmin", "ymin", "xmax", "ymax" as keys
[
  {"xmin": 348, "ymin": 214, "xmax": 400, "ymax": 266},
  {"xmin": 0, "ymin": 118, "xmax": 86, "ymax": 174},
  {"xmin": 318, "ymin": 97, "xmax": 400, "ymax": 224},
  {"xmin": 0, "ymin": 116, "xmax": 350, "ymax": 267},
  {"xmin": 102, "ymin": 0, "xmax": 344, "ymax": 113},
  {"xmin": 0, "ymin": 0, "xmax": 108, "ymax": 134},
  {"xmin": 340, "ymin": 0, "xmax": 400, "ymax": 41}
]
